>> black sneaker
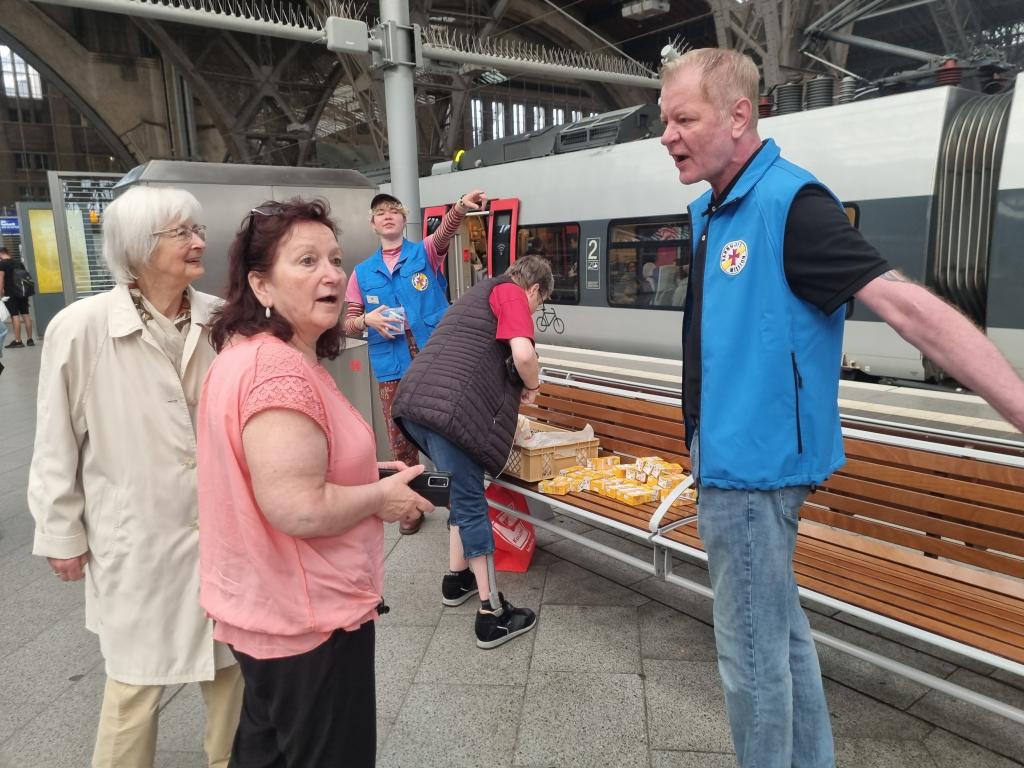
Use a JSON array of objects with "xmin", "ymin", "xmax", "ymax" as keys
[
  {"xmin": 474, "ymin": 593, "xmax": 537, "ymax": 649},
  {"xmin": 441, "ymin": 568, "xmax": 478, "ymax": 606},
  {"xmin": 5, "ymin": 340, "xmax": 23, "ymax": 348},
  {"xmin": 25, "ymin": 338, "xmax": 34, "ymax": 346}
]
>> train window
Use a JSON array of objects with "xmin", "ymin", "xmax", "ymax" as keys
[
  {"xmin": 466, "ymin": 216, "xmax": 488, "ymax": 274},
  {"xmin": 516, "ymin": 222, "xmax": 580, "ymax": 304},
  {"xmin": 607, "ymin": 217, "xmax": 691, "ymax": 309},
  {"xmin": 491, "ymin": 211, "xmax": 513, "ymax": 274}
]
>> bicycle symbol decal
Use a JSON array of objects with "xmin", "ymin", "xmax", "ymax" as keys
[{"xmin": 535, "ymin": 305, "xmax": 564, "ymax": 335}]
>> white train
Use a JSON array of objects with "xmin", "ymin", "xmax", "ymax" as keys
[{"xmin": 414, "ymin": 73, "xmax": 1024, "ymax": 383}]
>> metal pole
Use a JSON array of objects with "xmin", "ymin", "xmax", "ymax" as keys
[
  {"xmin": 811, "ymin": 29, "xmax": 941, "ymax": 63},
  {"xmin": 378, "ymin": 0, "xmax": 421, "ymax": 242}
]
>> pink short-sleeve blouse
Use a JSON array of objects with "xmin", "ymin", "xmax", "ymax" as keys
[{"xmin": 197, "ymin": 334, "xmax": 383, "ymax": 659}]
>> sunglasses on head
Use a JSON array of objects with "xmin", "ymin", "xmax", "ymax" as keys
[{"xmin": 243, "ymin": 204, "xmax": 285, "ymax": 262}]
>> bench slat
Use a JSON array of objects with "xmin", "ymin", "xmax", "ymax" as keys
[
  {"xmin": 795, "ymin": 544, "xmax": 1024, "ymax": 632},
  {"xmin": 836, "ymin": 458, "xmax": 1024, "ymax": 515},
  {"xmin": 844, "ymin": 437, "xmax": 1024, "ymax": 489},
  {"xmin": 821, "ymin": 474, "xmax": 1024, "ymax": 535},
  {"xmin": 799, "ymin": 523, "xmax": 1024, "ymax": 601},
  {"xmin": 522, "ymin": 407, "xmax": 686, "ymax": 456},
  {"xmin": 797, "ymin": 568, "xmax": 1024, "ymax": 651},
  {"xmin": 808, "ymin": 489, "xmax": 1024, "ymax": 555},
  {"xmin": 802, "ymin": 506, "xmax": 1024, "ymax": 578},
  {"xmin": 540, "ymin": 382, "xmax": 682, "ymax": 421},
  {"xmin": 796, "ymin": 573, "xmax": 1024, "ymax": 663},
  {"xmin": 532, "ymin": 395, "xmax": 683, "ymax": 440}
]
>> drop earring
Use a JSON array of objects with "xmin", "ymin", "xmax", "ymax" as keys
[{"xmin": 265, "ymin": 306, "xmax": 271, "ymax": 319}]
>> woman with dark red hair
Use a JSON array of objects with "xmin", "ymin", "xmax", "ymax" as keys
[{"xmin": 197, "ymin": 198, "xmax": 433, "ymax": 766}]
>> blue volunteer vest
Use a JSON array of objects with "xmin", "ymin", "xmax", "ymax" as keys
[
  {"xmin": 354, "ymin": 239, "xmax": 449, "ymax": 382},
  {"xmin": 687, "ymin": 139, "xmax": 846, "ymax": 489}
]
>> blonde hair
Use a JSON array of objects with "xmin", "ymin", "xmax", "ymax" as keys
[
  {"xmin": 661, "ymin": 48, "xmax": 761, "ymax": 128},
  {"xmin": 369, "ymin": 202, "xmax": 409, "ymax": 222}
]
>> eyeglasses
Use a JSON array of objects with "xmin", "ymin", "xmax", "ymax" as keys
[
  {"xmin": 152, "ymin": 224, "xmax": 207, "ymax": 243},
  {"xmin": 243, "ymin": 204, "xmax": 284, "ymax": 261}
]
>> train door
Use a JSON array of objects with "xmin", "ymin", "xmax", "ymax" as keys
[{"xmin": 423, "ymin": 198, "xmax": 520, "ymax": 301}]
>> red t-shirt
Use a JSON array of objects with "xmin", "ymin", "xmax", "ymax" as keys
[{"xmin": 489, "ymin": 283, "xmax": 534, "ymax": 341}]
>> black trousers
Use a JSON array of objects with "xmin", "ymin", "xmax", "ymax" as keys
[{"xmin": 229, "ymin": 622, "xmax": 376, "ymax": 768}]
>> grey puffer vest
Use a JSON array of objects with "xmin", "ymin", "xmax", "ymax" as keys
[{"xmin": 392, "ymin": 276, "xmax": 523, "ymax": 475}]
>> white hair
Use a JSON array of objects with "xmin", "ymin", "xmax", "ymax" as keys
[{"xmin": 102, "ymin": 186, "xmax": 202, "ymax": 284}]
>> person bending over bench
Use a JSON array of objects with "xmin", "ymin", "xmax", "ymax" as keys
[{"xmin": 393, "ymin": 256, "xmax": 553, "ymax": 649}]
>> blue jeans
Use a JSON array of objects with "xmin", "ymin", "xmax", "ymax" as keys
[
  {"xmin": 697, "ymin": 485, "xmax": 834, "ymax": 768},
  {"xmin": 401, "ymin": 420, "xmax": 495, "ymax": 559}
]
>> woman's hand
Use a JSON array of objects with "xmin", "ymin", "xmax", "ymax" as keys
[
  {"xmin": 520, "ymin": 388, "xmax": 539, "ymax": 405},
  {"xmin": 377, "ymin": 460, "xmax": 409, "ymax": 473},
  {"xmin": 364, "ymin": 305, "xmax": 404, "ymax": 339},
  {"xmin": 376, "ymin": 465, "xmax": 435, "ymax": 524},
  {"xmin": 48, "ymin": 553, "xmax": 89, "ymax": 582}
]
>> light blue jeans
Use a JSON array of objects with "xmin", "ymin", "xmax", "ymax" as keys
[
  {"xmin": 697, "ymin": 484, "xmax": 835, "ymax": 768},
  {"xmin": 400, "ymin": 420, "xmax": 495, "ymax": 559}
]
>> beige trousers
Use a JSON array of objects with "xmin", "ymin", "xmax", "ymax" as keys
[{"xmin": 92, "ymin": 664, "xmax": 243, "ymax": 768}]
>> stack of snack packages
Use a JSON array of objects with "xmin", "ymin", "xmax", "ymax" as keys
[{"xmin": 538, "ymin": 455, "xmax": 695, "ymax": 507}]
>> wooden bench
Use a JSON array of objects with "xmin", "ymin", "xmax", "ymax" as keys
[{"xmin": 488, "ymin": 371, "xmax": 1024, "ymax": 725}]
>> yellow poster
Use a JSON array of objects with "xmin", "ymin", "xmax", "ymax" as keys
[
  {"xmin": 66, "ymin": 208, "xmax": 93, "ymax": 294},
  {"xmin": 28, "ymin": 209, "xmax": 63, "ymax": 294}
]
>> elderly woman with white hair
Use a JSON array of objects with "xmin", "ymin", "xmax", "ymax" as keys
[{"xmin": 28, "ymin": 185, "xmax": 242, "ymax": 768}]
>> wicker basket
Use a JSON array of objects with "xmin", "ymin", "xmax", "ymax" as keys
[{"xmin": 502, "ymin": 422, "xmax": 600, "ymax": 482}]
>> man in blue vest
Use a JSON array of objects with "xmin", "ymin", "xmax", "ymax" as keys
[{"xmin": 660, "ymin": 48, "xmax": 1024, "ymax": 768}]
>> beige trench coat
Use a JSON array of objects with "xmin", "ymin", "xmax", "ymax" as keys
[{"xmin": 29, "ymin": 284, "xmax": 234, "ymax": 685}]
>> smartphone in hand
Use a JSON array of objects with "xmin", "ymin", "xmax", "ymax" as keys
[{"xmin": 379, "ymin": 468, "xmax": 452, "ymax": 508}]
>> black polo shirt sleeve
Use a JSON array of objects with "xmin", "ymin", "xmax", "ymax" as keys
[{"xmin": 783, "ymin": 186, "xmax": 892, "ymax": 315}]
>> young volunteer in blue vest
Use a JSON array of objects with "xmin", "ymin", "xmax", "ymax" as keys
[
  {"xmin": 343, "ymin": 189, "xmax": 486, "ymax": 534},
  {"xmin": 660, "ymin": 48, "xmax": 1024, "ymax": 768}
]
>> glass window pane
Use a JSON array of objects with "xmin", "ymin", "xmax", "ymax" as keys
[
  {"xmin": 513, "ymin": 104, "xmax": 525, "ymax": 135},
  {"xmin": 492, "ymin": 101, "xmax": 505, "ymax": 139},
  {"xmin": 516, "ymin": 222, "xmax": 580, "ymax": 304},
  {"xmin": 607, "ymin": 217, "xmax": 691, "ymax": 309},
  {"xmin": 533, "ymin": 106, "xmax": 545, "ymax": 130},
  {"xmin": 471, "ymin": 98, "xmax": 484, "ymax": 146}
]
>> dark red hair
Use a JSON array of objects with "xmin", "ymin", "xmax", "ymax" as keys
[{"xmin": 209, "ymin": 197, "xmax": 345, "ymax": 360}]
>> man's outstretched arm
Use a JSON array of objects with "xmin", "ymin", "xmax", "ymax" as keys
[{"xmin": 855, "ymin": 270, "xmax": 1024, "ymax": 432}]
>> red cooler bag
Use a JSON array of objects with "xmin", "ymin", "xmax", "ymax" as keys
[{"xmin": 485, "ymin": 485, "xmax": 536, "ymax": 572}]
